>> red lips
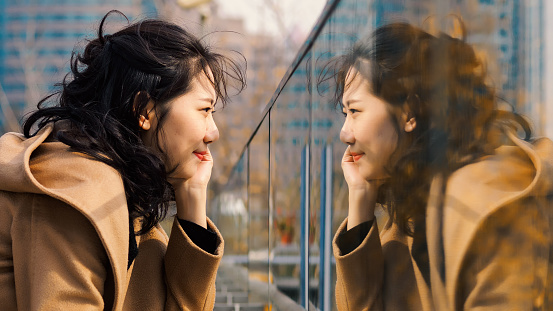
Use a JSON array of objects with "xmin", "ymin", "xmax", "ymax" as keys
[
  {"xmin": 350, "ymin": 152, "xmax": 364, "ymax": 162},
  {"xmin": 193, "ymin": 151, "xmax": 207, "ymax": 160}
]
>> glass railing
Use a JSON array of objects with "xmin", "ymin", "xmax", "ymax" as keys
[{"xmin": 210, "ymin": 0, "xmax": 549, "ymax": 310}]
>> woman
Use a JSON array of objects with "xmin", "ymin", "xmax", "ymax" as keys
[
  {"xmin": 0, "ymin": 11, "xmax": 245, "ymax": 310},
  {"xmin": 329, "ymin": 23, "xmax": 553, "ymax": 310}
]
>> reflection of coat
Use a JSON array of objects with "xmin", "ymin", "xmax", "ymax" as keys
[
  {"xmin": 0, "ymin": 124, "xmax": 223, "ymax": 310},
  {"xmin": 333, "ymin": 131, "xmax": 553, "ymax": 310}
]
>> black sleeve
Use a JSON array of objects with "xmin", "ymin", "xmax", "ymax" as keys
[
  {"xmin": 336, "ymin": 220, "xmax": 373, "ymax": 255},
  {"xmin": 177, "ymin": 218, "xmax": 218, "ymax": 255}
]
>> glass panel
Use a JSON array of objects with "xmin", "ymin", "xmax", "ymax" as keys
[
  {"xmin": 212, "ymin": 0, "xmax": 552, "ymax": 310},
  {"xmin": 246, "ymin": 117, "xmax": 271, "ymax": 308},
  {"xmin": 308, "ymin": 1, "xmax": 374, "ymax": 309},
  {"xmin": 319, "ymin": 1, "xmax": 549, "ymax": 311},
  {"xmin": 214, "ymin": 148, "xmax": 249, "ymax": 257},
  {"xmin": 269, "ymin": 54, "xmax": 311, "ymax": 307},
  {"xmin": 212, "ymin": 149, "xmax": 252, "ymax": 309},
  {"xmin": 214, "ymin": 117, "xmax": 270, "ymax": 310}
]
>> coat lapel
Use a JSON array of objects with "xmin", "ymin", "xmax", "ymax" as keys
[
  {"xmin": 436, "ymin": 131, "xmax": 545, "ymax": 309},
  {"xmin": 23, "ymin": 124, "xmax": 130, "ymax": 310},
  {"xmin": 426, "ymin": 174, "xmax": 451, "ymax": 310}
]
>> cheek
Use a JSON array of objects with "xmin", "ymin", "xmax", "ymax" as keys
[
  {"xmin": 169, "ymin": 118, "xmax": 209, "ymax": 155},
  {"xmin": 359, "ymin": 118, "xmax": 398, "ymax": 166},
  {"xmin": 357, "ymin": 117, "xmax": 397, "ymax": 149},
  {"xmin": 159, "ymin": 118, "xmax": 193, "ymax": 156},
  {"xmin": 378, "ymin": 126, "xmax": 398, "ymax": 155}
]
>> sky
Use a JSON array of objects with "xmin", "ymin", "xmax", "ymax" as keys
[{"xmin": 214, "ymin": 0, "xmax": 328, "ymax": 38}]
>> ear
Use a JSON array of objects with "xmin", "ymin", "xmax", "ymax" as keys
[
  {"xmin": 138, "ymin": 102, "xmax": 155, "ymax": 131},
  {"xmin": 401, "ymin": 100, "xmax": 417, "ymax": 133},
  {"xmin": 139, "ymin": 114, "xmax": 151, "ymax": 131},
  {"xmin": 401, "ymin": 108, "xmax": 417, "ymax": 133},
  {"xmin": 404, "ymin": 116, "xmax": 417, "ymax": 133},
  {"xmin": 134, "ymin": 92, "xmax": 155, "ymax": 131}
]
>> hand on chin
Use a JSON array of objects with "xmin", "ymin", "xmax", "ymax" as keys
[
  {"xmin": 342, "ymin": 147, "xmax": 389, "ymax": 192},
  {"xmin": 168, "ymin": 151, "xmax": 213, "ymax": 191}
]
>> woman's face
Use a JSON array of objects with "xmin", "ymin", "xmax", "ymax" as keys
[
  {"xmin": 142, "ymin": 72, "xmax": 219, "ymax": 179},
  {"xmin": 340, "ymin": 68, "xmax": 399, "ymax": 181}
]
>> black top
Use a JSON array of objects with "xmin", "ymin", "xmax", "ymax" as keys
[
  {"xmin": 335, "ymin": 220, "xmax": 373, "ymax": 255},
  {"xmin": 336, "ymin": 218, "xmax": 432, "ymax": 286}
]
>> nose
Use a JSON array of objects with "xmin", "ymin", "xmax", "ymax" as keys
[
  {"xmin": 340, "ymin": 118, "xmax": 355, "ymax": 145},
  {"xmin": 204, "ymin": 114, "xmax": 219, "ymax": 144}
]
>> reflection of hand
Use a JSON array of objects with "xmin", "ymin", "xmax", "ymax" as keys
[
  {"xmin": 170, "ymin": 148, "xmax": 213, "ymax": 229},
  {"xmin": 342, "ymin": 146, "xmax": 384, "ymax": 230},
  {"xmin": 341, "ymin": 146, "xmax": 369, "ymax": 191}
]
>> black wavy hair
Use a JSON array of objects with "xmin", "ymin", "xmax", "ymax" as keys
[
  {"xmin": 321, "ymin": 22, "xmax": 531, "ymax": 235},
  {"xmin": 23, "ymin": 11, "xmax": 246, "ymax": 234}
]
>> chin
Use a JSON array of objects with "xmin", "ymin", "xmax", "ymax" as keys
[
  {"xmin": 169, "ymin": 166, "xmax": 195, "ymax": 180},
  {"xmin": 359, "ymin": 166, "xmax": 374, "ymax": 181},
  {"xmin": 181, "ymin": 169, "xmax": 196, "ymax": 180},
  {"xmin": 361, "ymin": 167, "xmax": 386, "ymax": 181}
]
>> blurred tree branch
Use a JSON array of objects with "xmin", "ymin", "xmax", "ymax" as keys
[
  {"xmin": 0, "ymin": 83, "xmax": 20, "ymax": 133},
  {"xmin": 1, "ymin": 14, "xmax": 45, "ymax": 133},
  {"xmin": 16, "ymin": 16, "xmax": 44, "ymax": 108}
]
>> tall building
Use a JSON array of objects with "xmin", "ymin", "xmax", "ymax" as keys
[{"xmin": 0, "ymin": 0, "xmax": 157, "ymax": 133}]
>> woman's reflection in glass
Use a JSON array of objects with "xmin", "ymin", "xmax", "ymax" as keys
[{"xmin": 325, "ymin": 22, "xmax": 553, "ymax": 310}]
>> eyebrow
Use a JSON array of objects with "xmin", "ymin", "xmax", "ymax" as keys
[
  {"xmin": 198, "ymin": 97, "xmax": 215, "ymax": 105},
  {"xmin": 344, "ymin": 99, "xmax": 361, "ymax": 107}
]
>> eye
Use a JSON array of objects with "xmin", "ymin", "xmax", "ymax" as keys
[
  {"xmin": 201, "ymin": 107, "xmax": 213, "ymax": 113},
  {"xmin": 349, "ymin": 108, "xmax": 359, "ymax": 114}
]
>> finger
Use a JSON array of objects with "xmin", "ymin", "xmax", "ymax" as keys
[
  {"xmin": 342, "ymin": 146, "xmax": 354, "ymax": 163},
  {"xmin": 201, "ymin": 147, "xmax": 213, "ymax": 162}
]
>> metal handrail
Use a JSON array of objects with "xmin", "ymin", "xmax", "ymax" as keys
[{"xmin": 233, "ymin": 0, "xmax": 341, "ymax": 160}]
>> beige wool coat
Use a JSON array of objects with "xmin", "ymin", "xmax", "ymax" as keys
[
  {"xmin": 334, "ymin": 131, "xmax": 553, "ymax": 310},
  {"xmin": 0, "ymin": 124, "xmax": 224, "ymax": 310}
]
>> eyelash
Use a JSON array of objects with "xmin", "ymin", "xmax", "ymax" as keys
[
  {"xmin": 342, "ymin": 109, "xmax": 359, "ymax": 116},
  {"xmin": 202, "ymin": 107, "xmax": 216, "ymax": 114}
]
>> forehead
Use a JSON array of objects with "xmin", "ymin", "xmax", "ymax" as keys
[
  {"xmin": 190, "ymin": 71, "xmax": 216, "ymax": 99},
  {"xmin": 343, "ymin": 66, "xmax": 371, "ymax": 101}
]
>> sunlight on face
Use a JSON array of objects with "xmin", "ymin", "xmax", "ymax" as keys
[
  {"xmin": 340, "ymin": 68, "xmax": 398, "ymax": 181},
  {"xmin": 144, "ymin": 72, "xmax": 219, "ymax": 180}
]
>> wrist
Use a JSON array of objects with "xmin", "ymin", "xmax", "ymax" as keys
[
  {"xmin": 347, "ymin": 187, "xmax": 377, "ymax": 230},
  {"xmin": 174, "ymin": 185, "xmax": 208, "ymax": 229}
]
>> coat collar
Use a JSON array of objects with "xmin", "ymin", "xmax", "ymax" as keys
[
  {"xmin": 0, "ymin": 124, "xmax": 130, "ymax": 310},
  {"xmin": 425, "ymin": 130, "xmax": 553, "ymax": 308}
]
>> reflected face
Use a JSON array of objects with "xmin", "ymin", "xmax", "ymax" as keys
[
  {"xmin": 144, "ymin": 72, "xmax": 219, "ymax": 179},
  {"xmin": 340, "ymin": 68, "xmax": 398, "ymax": 181}
]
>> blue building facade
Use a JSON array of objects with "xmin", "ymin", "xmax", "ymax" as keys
[{"xmin": 0, "ymin": 0, "xmax": 157, "ymax": 132}]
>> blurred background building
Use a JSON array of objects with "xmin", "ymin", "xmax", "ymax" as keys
[
  {"xmin": 0, "ymin": 0, "xmax": 155, "ymax": 132},
  {"xmin": 0, "ymin": 0, "xmax": 321, "ymax": 195}
]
